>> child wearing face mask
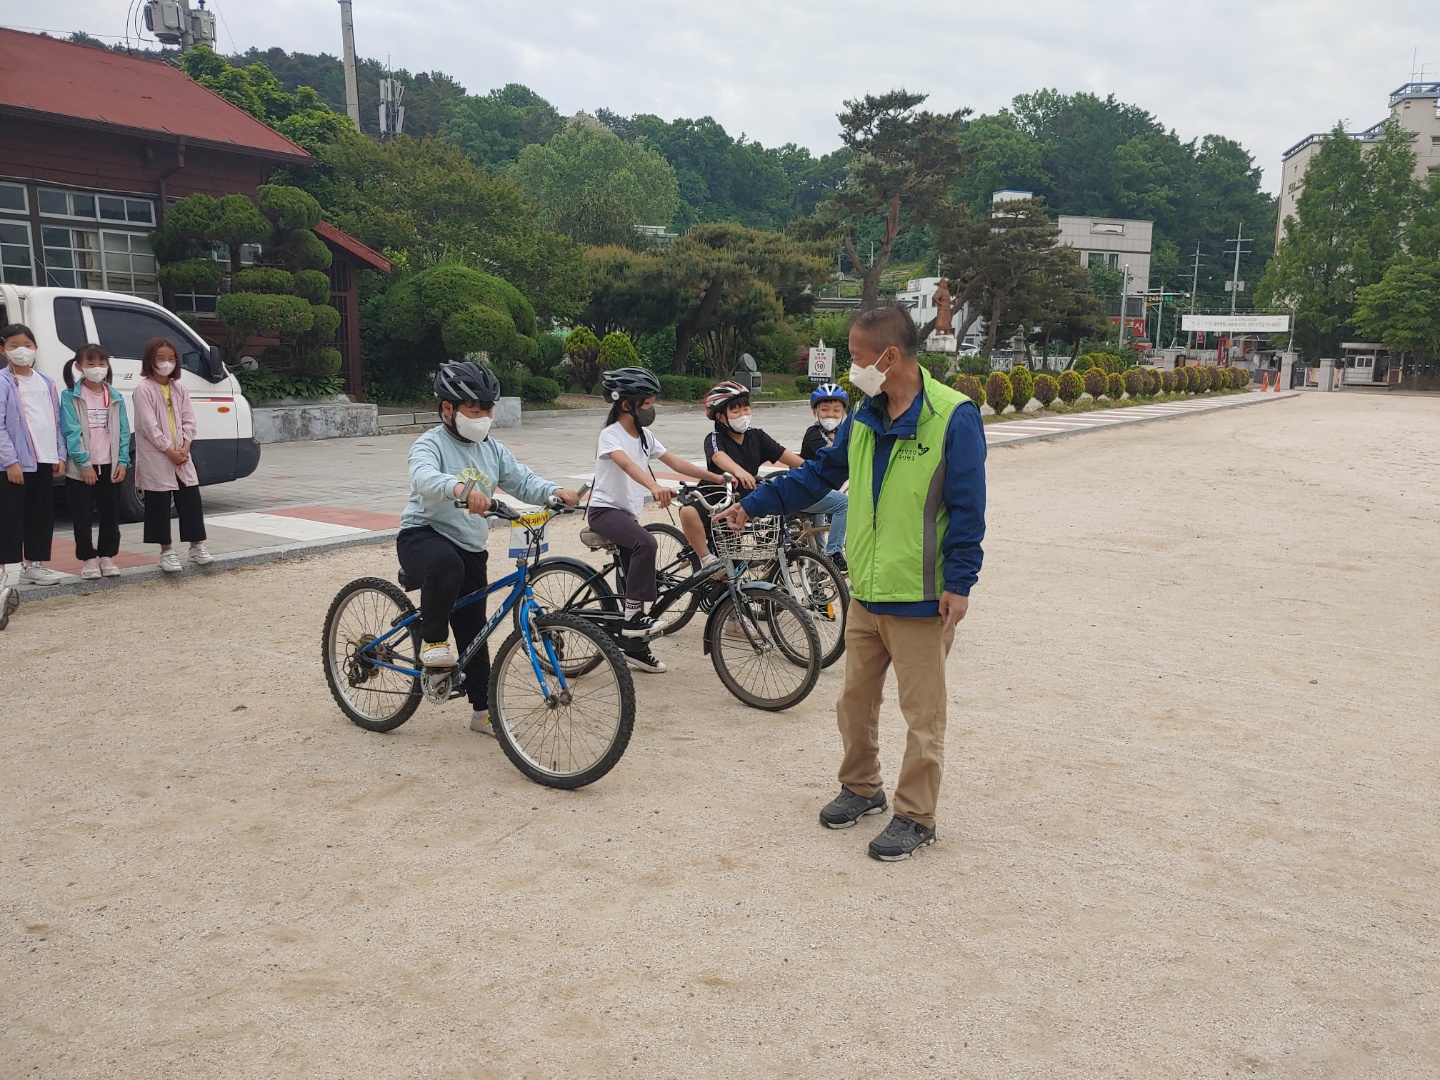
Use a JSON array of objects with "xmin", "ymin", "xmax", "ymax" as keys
[
  {"xmin": 131, "ymin": 336, "xmax": 211, "ymax": 574},
  {"xmin": 60, "ymin": 345, "xmax": 132, "ymax": 580},
  {"xmin": 0, "ymin": 323, "xmax": 67, "ymax": 602}
]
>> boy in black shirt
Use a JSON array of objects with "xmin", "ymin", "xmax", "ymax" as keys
[
  {"xmin": 801, "ymin": 382, "xmax": 849, "ymax": 461},
  {"xmin": 681, "ymin": 381, "xmax": 848, "ymax": 571}
]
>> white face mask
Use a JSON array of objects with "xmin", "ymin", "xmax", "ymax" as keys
[
  {"xmin": 847, "ymin": 350, "xmax": 890, "ymax": 398},
  {"xmin": 81, "ymin": 366, "xmax": 109, "ymax": 383},
  {"xmin": 154, "ymin": 361, "xmax": 176, "ymax": 377},
  {"xmin": 818, "ymin": 416, "xmax": 843, "ymax": 432},
  {"xmin": 6, "ymin": 346, "xmax": 36, "ymax": 368},
  {"xmin": 727, "ymin": 414, "xmax": 752, "ymax": 434},
  {"xmin": 455, "ymin": 413, "xmax": 493, "ymax": 443}
]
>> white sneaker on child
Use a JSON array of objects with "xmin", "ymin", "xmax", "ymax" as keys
[
  {"xmin": 421, "ymin": 641, "xmax": 458, "ymax": 667},
  {"xmin": 158, "ymin": 550, "xmax": 183, "ymax": 573},
  {"xmin": 80, "ymin": 559, "xmax": 101, "ymax": 580},
  {"xmin": 99, "ymin": 557, "xmax": 121, "ymax": 577},
  {"xmin": 19, "ymin": 563, "xmax": 63, "ymax": 586},
  {"xmin": 189, "ymin": 543, "xmax": 214, "ymax": 565},
  {"xmin": 470, "ymin": 710, "xmax": 496, "ymax": 737}
]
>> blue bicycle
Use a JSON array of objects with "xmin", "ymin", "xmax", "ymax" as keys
[{"xmin": 321, "ymin": 498, "xmax": 636, "ymax": 789}]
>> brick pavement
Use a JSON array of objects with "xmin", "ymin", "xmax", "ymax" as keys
[{"xmin": 13, "ymin": 390, "xmax": 1297, "ymax": 596}]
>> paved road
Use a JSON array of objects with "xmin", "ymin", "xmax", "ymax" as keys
[{"xmin": 20, "ymin": 390, "xmax": 1297, "ymax": 590}]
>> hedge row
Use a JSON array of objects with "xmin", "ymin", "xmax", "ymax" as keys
[{"xmin": 955, "ymin": 364, "xmax": 1251, "ymax": 410}]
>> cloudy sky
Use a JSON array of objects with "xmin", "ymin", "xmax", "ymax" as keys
[{"xmin": 15, "ymin": 0, "xmax": 1439, "ymax": 189}]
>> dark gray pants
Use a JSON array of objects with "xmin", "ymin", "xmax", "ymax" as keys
[{"xmin": 587, "ymin": 507, "xmax": 657, "ymax": 603}]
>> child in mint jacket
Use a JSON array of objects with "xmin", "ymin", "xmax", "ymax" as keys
[{"xmin": 60, "ymin": 346, "xmax": 132, "ymax": 579}]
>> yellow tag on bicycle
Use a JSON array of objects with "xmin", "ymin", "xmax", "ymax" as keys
[
  {"xmin": 516, "ymin": 511, "xmax": 551, "ymax": 528},
  {"xmin": 508, "ymin": 513, "xmax": 550, "ymax": 559}
]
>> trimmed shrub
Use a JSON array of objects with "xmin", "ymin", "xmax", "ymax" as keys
[
  {"xmin": 156, "ymin": 258, "xmax": 225, "ymax": 295},
  {"xmin": 1174, "ymin": 366, "xmax": 1192, "ymax": 391},
  {"xmin": 689, "ymin": 376, "xmax": 712, "ymax": 400},
  {"xmin": 1057, "ymin": 370, "xmax": 1084, "ymax": 403},
  {"xmin": 985, "ymin": 371, "xmax": 1013, "ymax": 412},
  {"xmin": 1160, "ymin": 369, "xmax": 1176, "ymax": 392},
  {"xmin": 1083, "ymin": 367, "xmax": 1108, "ymax": 398},
  {"xmin": 215, "ymin": 292, "xmax": 314, "ymax": 337},
  {"xmin": 598, "ymin": 331, "xmax": 640, "ymax": 371},
  {"xmin": 1106, "ymin": 372, "xmax": 1125, "ymax": 399},
  {"xmin": 1145, "ymin": 367, "xmax": 1162, "ymax": 395},
  {"xmin": 301, "ymin": 346, "xmax": 343, "ymax": 378},
  {"xmin": 1008, "ymin": 366, "xmax": 1034, "ymax": 408},
  {"xmin": 952, "ymin": 373, "xmax": 986, "ymax": 406},
  {"xmin": 522, "ymin": 376, "xmax": 561, "ymax": 405},
  {"xmin": 1195, "ymin": 366, "xmax": 1213, "ymax": 392},
  {"xmin": 1072, "ymin": 355, "xmax": 1095, "ymax": 373},
  {"xmin": 280, "ymin": 228, "xmax": 332, "ymax": 271},
  {"xmin": 233, "ymin": 267, "xmax": 295, "ymax": 295},
  {"xmin": 495, "ymin": 366, "xmax": 525, "ymax": 399},
  {"xmin": 658, "ymin": 374, "xmax": 690, "ymax": 400},
  {"xmin": 308, "ymin": 303, "xmax": 341, "ymax": 343},
  {"xmin": 1123, "ymin": 368, "xmax": 1145, "ymax": 397},
  {"xmin": 293, "ymin": 269, "xmax": 331, "ymax": 305},
  {"xmin": 257, "ymin": 183, "xmax": 323, "ymax": 232},
  {"xmin": 1033, "ymin": 373, "xmax": 1058, "ymax": 405}
]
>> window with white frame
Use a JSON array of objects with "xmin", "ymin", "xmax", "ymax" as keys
[
  {"xmin": 170, "ymin": 241, "xmax": 259, "ymax": 314},
  {"xmin": 0, "ymin": 219, "xmax": 35, "ymax": 286},
  {"xmin": 0, "ymin": 181, "xmax": 26, "ymax": 214},
  {"xmin": 37, "ymin": 187, "xmax": 154, "ymax": 227},
  {"xmin": 41, "ymin": 225, "xmax": 158, "ymax": 299}
]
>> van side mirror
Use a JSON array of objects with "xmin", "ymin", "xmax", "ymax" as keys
[{"xmin": 207, "ymin": 344, "xmax": 225, "ymax": 381}]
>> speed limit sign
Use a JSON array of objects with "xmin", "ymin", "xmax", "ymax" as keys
[{"xmin": 808, "ymin": 339, "xmax": 836, "ymax": 379}]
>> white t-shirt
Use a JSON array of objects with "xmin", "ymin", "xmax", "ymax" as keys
[
  {"xmin": 590, "ymin": 422, "xmax": 666, "ymax": 518},
  {"xmin": 17, "ymin": 375, "xmax": 59, "ymax": 465}
]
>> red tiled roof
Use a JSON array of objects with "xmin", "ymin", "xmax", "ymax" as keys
[
  {"xmin": 0, "ymin": 28, "xmax": 310, "ymax": 163},
  {"xmin": 315, "ymin": 220, "xmax": 393, "ymax": 273}
]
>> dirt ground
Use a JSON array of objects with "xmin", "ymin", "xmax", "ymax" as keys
[{"xmin": 2, "ymin": 392, "xmax": 1437, "ymax": 1078}]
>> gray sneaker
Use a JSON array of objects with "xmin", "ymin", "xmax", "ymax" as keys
[
  {"xmin": 819, "ymin": 785, "xmax": 888, "ymax": 829},
  {"xmin": 867, "ymin": 815, "xmax": 937, "ymax": 861}
]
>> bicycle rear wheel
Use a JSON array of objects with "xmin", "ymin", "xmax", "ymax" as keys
[
  {"xmin": 519, "ymin": 556, "xmax": 620, "ymax": 630},
  {"xmin": 489, "ymin": 612, "xmax": 636, "ymax": 788},
  {"xmin": 769, "ymin": 549, "xmax": 849, "ymax": 669},
  {"xmin": 322, "ymin": 576, "xmax": 422, "ymax": 732},
  {"xmin": 645, "ymin": 523, "xmax": 702, "ymax": 635},
  {"xmin": 708, "ymin": 585, "xmax": 821, "ymax": 712}
]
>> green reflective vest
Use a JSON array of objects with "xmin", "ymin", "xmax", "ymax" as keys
[{"xmin": 846, "ymin": 371, "xmax": 970, "ymax": 604}]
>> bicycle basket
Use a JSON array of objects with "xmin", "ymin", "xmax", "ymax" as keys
[{"xmin": 712, "ymin": 515, "xmax": 782, "ymax": 562}]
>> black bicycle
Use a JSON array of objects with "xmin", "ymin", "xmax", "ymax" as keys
[{"xmin": 527, "ymin": 484, "xmax": 822, "ymax": 711}]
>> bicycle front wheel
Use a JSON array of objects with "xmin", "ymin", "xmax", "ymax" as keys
[
  {"xmin": 322, "ymin": 576, "xmax": 422, "ymax": 732},
  {"xmin": 769, "ymin": 549, "xmax": 849, "ymax": 669},
  {"xmin": 489, "ymin": 612, "xmax": 636, "ymax": 788},
  {"xmin": 708, "ymin": 585, "xmax": 821, "ymax": 712}
]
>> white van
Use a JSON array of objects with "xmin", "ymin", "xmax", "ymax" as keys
[{"xmin": 0, "ymin": 284, "xmax": 260, "ymax": 520}]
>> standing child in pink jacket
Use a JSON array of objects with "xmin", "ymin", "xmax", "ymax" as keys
[{"xmin": 131, "ymin": 337, "xmax": 212, "ymax": 573}]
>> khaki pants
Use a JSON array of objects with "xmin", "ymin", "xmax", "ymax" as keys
[{"xmin": 835, "ymin": 600, "xmax": 955, "ymax": 829}]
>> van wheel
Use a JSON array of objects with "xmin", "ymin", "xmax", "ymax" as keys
[{"xmin": 118, "ymin": 468, "xmax": 145, "ymax": 523}]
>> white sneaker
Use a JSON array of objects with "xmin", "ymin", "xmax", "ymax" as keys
[
  {"xmin": 470, "ymin": 710, "xmax": 496, "ymax": 737},
  {"xmin": 99, "ymin": 557, "xmax": 121, "ymax": 578},
  {"xmin": 19, "ymin": 563, "xmax": 63, "ymax": 586},
  {"xmin": 421, "ymin": 640, "xmax": 458, "ymax": 668},
  {"xmin": 189, "ymin": 543, "xmax": 214, "ymax": 566},
  {"xmin": 158, "ymin": 550, "xmax": 183, "ymax": 574},
  {"xmin": 80, "ymin": 558, "xmax": 101, "ymax": 580},
  {"xmin": 0, "ymin": 583, "xmax": 17, "ymax": 625}
]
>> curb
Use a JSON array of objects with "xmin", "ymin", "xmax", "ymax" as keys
[
  {"xmin": 985, "ymin": 391, "xmax": 1298, "ymax": 450},
  {"xmin": 10, "ymin": 527, "xmax": 400, "ymax": 606}
]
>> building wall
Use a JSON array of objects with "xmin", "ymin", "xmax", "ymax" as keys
[{"xmin": 1056, "ymin": 215, "xmax": 1152, "ymax": 291}]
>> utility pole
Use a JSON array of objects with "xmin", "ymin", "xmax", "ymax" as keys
[
  {"xmin": 1116, "ymin": 263, "xmax": 1131, "ymax": 354},
  {"xmin": 1188, "ymin": 244, "xmax": 1204, "ymax": 354},
  {"xmin": 338, "ymin": 0, "xmax": 362, "ymax": 130},
  {"xmin": 1153, "ymin": 284, "xmax": 1165, "ymax": 352},
  {"xmin": 1224, "ymin": 223, "xmax": 1251, "ymax": 317}
]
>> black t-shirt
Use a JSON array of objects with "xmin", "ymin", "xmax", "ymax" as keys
[
  {"xmin": 800, "ymin": 423, "xmax": 836, "ymax": 461},
  {"xmin": 704, "ymin": 426, "xmax": 787, "ymax": 477}
]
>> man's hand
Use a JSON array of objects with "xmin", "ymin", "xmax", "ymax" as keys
[
  {"xmin": 649, "ymin": 485, "xmax": 673, "ymax": 509},
  {"xmin": 112, "ymin": 464, "xmax": 127, "ymax": 484},
  {"xmin": 81, "ymin": 465, "xmax": 98, "ymax": 486},
  {"xmin": 52, "ymin": 462, "xmax": 64, "ymax": 477},
  {"xmin": 939, "ymin": 591, "xmax": 968, "ymax": 634},
  {"xmin": 4, "ymin": 463, "xmax": 22, "ymax": 484},
  {"xmin": 714, "ymin": 503, "xmax": 750, "ymax": 533},
  {"xmin": 554, "ymin": 488, "xmax": 581, "ymax": 507}
]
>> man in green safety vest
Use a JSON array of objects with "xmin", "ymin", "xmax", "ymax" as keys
[{"xmin": 718, "ymin": 306, "xmax": 986, "ymax": 861}]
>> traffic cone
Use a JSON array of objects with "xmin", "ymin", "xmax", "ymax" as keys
[{"xmin": 1260, "ymin": 372, "xmax": 1270, "ymax": 391}]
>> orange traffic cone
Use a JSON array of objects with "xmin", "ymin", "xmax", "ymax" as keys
[
  {"xmin": 1274, "ymin": 372, "xmax": 1282, "ymax": 392},
  {"xmin": 1260, "ymin": 372, "xmax": 1270, "ymax": 391}
]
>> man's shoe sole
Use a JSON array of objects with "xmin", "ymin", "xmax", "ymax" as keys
[
  {"xmin": 868, "ymin": 835, "xmax": 937, "ymax": 861},
  {"xmin": 619, "ymin": 625, "xmax": 660, "ymax": 639},
  {"xmin": 624, "ymin": 655, "xmax": 666, "ymax": 673},
  {"xmin": 819, "ymin": 803, "xmax": 887, "ymax": 830}
]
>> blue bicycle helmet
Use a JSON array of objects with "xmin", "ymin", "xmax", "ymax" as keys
[{"xmin": 810, "ymin": 382, "xmax": 849, "ymax": 406}]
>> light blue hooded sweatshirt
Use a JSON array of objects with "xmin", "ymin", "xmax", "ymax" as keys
[{"xmin": 401, "ymin": 423, "xmax": 559, "ymax": 552}]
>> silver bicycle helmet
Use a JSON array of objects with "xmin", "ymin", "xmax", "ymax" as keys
[
  {"xmin": 433, "ymin": 361, "xmax": 501, "ymax": 404},
  {"xmin": 601, "ymin": 366, "xmax": 661, "ymax": 402}
]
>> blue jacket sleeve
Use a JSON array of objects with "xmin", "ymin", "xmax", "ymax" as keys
[
  {"xmin": 117, "ymin": 396, "xmax": 132, "ymax": 468},
  {"xmin": 0, "ymin": 378, "xmax": 18, "ymax": 469},
  {"xmin": 740, "ymin": 414, "xmax": 853, "ymax": 517},
  {"xmin": 408, "ymin": 436, "xmax": 458, "ymax": 503},
  {"xmin": 942, "ymin": 403, "xmax": 986, "ymax": 595}
]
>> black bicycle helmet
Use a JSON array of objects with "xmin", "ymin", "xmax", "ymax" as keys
[
  {"xmin": 601, "ymin": 366, "xmax": 661, "ymax": 402},
  {"xmin": 434, "ymin": 361, "xmax": 500, "ymax": 404}
]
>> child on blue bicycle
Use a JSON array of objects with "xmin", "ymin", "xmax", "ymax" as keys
[{"xmin": 399, "ymin": 362, "xmax": 580, "ymax": 734}]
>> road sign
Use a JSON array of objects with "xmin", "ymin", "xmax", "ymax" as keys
[{"xmin": 808, "ymin": 339, "xmax": 836, "ymax": 380}]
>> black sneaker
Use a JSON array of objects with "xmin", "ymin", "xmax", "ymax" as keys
[
  {"xmin": 819, "ymin": 785, "xmax": 888, "ymax": 829},
  {"xmin": 622, "ymin": 640, "xmax": 667, "ymax": 673},
  {"xmin": 828, "ymin": 552, "xmax": 848, "ymax": 574},
  {"xmin": 867, "ymin": 815, "xmax": 937, "ymax": 861},
  {"xmin": 620, "ymin": 611, "xmax": 661, "ymax": 639}
]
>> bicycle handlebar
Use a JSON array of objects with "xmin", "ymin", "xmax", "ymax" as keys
[{"xmin": 676, "ymin": 475, "xmax": 737, "ymax": 514}]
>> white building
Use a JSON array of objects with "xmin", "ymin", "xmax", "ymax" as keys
[
  {"xmin": 1055, "ymin": 214, "xmax": 1153, "ymax": 293},
  {"xmin": 1278, "ymin": 82, "xmax": 1440, "ymax": 244}
]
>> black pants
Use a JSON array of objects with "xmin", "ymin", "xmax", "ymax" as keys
[
  {"xmin": 142, "ymin": 483, "xmax": 206, "ymax": 546},
  {"xmin": 67, "ymin": 465, "xmax": 121, "ymax": 560},
  {"xmin": 0, "ymin": 466, "xmax": 55, "ymax": 564},
  {"xmin": 397, "ymin": 526, "xmax": 490, "ymax": 710},
  {"xmin": 587, "ymin": 506, "xmax": 657, "ymax": 603}
]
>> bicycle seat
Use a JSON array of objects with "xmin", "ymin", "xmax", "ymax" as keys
[
  {"xmin": 579, "ymin": 528, "xmax": 616, "ymax": 551},
  {"xmin": 397, "ymin": 567, "xmax": 421, "ymax": 591}
]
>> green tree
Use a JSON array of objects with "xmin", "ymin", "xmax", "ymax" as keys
[
  {"xmin": 508, "ymin": 115, "xmax": 680, "ymax": 240},
  {"xmin": 441, "ymin": 84, "xmax": 564, "ymax": 171},
  {"xmin": 1355, "ymin": 258, "xmax": 1440, "ymax": 388},
  {"xmin": 823, "ymin": 90, "xmax": 970, "ymax": 309}
]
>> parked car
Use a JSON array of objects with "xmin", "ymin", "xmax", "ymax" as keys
[{"xmin": 0, "ymin": 284, "xmax": 260, "ymax": 521}]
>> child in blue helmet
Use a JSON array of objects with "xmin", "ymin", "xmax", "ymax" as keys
[{"xmin": 798, "ymin": 383, "xmax": 851, "ymax": 571}]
